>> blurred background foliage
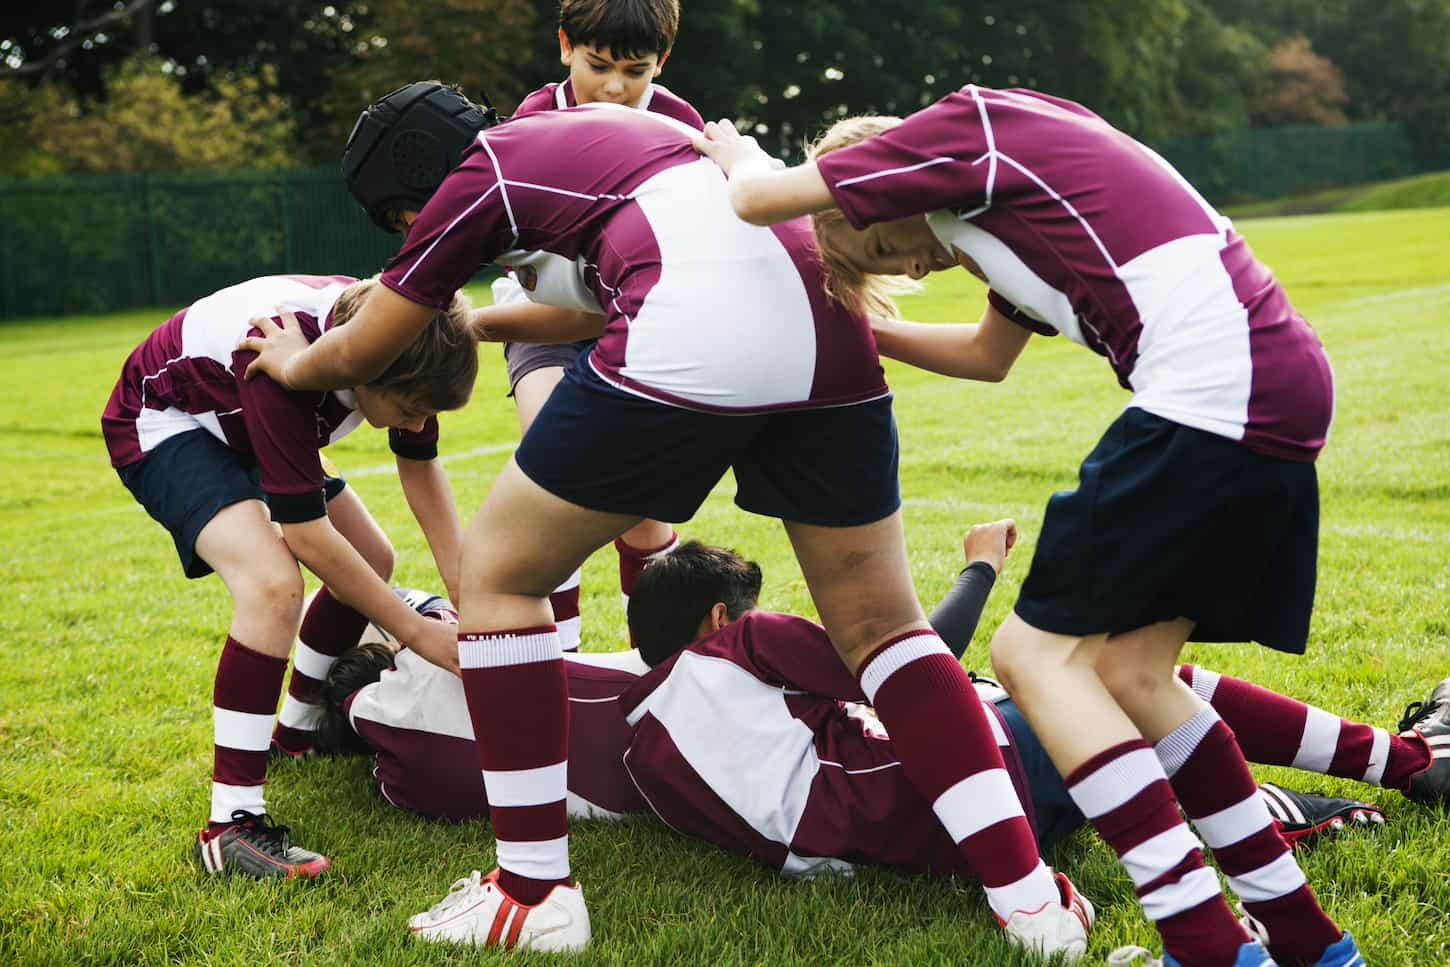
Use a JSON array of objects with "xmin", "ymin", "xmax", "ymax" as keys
[{"xmin": 1, "ymin": 0, "xmax": 1447, "ymax": 175}]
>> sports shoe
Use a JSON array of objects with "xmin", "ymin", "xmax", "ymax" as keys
[
  {"xmin": 1000, "ymin": 872, "xmax": 1094, "ymax": 961},
  {"xmin": 193, "ymin": 810, "xmax": 330, "ymax": 879},
  {"xmin": 1398, "ymin": 677, "xmax": 1450, "ymax": 805},
  {"xmin": 1259, "ymin": 782, "xmax": 1385, "ymax": 845},
  {"xmin": 1241, "ymin": 912, "xmax": 1363, "ymax": 967},
  {"xmin": 267, "ymin": 738, "xmax": 316, "ymax": 762},
  {"xmin": 1108, "ymin": 940, "xmax": 1277, "ymax": 966},
  {"xmin": 408, "ymin": 868, "xmax": 590, "ymax": 952}
]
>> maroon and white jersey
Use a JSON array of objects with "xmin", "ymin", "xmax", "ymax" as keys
[
  {"xmin": 619, "ymin": 612, "xmax": 1032, "ymax": 879},
  {"xmin": 103, "ymin": 275, "xmax": 438, "ymax": 517},
  {"xmin": 815, "ymin": 86, "xmax": 1333, "ymax": 461},
  {"xmin": 513, "ymin": 78, "xmax": 704, "ymax": 130},
  {"xmin": 381, "ymin": 104, "xmax": 887, "ymax": 413},
  {"xmin": 345, "ymin": 648, "xmax": 650, "ymax": 822}
]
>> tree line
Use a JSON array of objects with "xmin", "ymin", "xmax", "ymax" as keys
[{"xmin": 2, "ymin": 0, "xmax": 1447, "ymax": 175}]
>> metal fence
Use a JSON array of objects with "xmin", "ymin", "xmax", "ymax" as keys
[
  {"xmin": 0, "ymin": 122, "xmax": 1427, "ymax": 319},
  {"xmin": 0, "ymin": 166, "xmax": 402, "ymax": 320},
  {"xmin": 1153, "ymin": 122, "xmax": 1422, "ymax": 206}
]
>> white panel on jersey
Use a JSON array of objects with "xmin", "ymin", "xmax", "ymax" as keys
[
  {"xmin": 632, "ymin": 651, "xmax": 819, "ymax": 850},
  {"xmin": 326, "ymin": 407, "xmax": 366, "ymax": 445},
  {"xmin": 135, "ymin": 404, "xmax": 208, "ymax": 453},
  {"xmin": 350, "ymin": 649, "xmax": 476, "ymax": 741},
  {"xmin": 926, "ymin": 210, "xmax": 1084, "ymax": 344},
  {"xmin": 623, "ymin": 160, "xmax": 819, "ymax": 408},
  {"xmin": 567, "ymin": 791, "xmax": 629, "ymax": 821},
  {"xmin": 1119, "ymin": 232, "xmax": 1252, "ymax": 440},
  {"xmin": 782, "ymin": 852, "xmax": 854, "ymax": 878},
  {"xmin": 564, "ymin": 649, "xmax": 651, "ymax": 676},
  {"xmin": 181, "ymin": 276, "xmax": 351, "ymax": 367},
  {"xmin": 498, "ymin": 249, "xmax": 605, "ymax": 314}
]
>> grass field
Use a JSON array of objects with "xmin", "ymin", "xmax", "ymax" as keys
[
  {"xmin": 1225, "ymin": 169, "xmax": 1450, "ymax": 219},
  {"xmin": 2, "ymin": 206, "xmax": 1448, "ymax": 965}
]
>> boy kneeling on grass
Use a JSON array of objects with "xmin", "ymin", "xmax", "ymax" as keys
[{"xmin": 102, "ymin": 273, "xmax": 474, "ymax": 878}]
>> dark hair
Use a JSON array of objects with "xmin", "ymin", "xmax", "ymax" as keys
[
  {"xmin": 314, "ymin": 640, "xmax": 396, "ymax": 756},
  {"xmin": 627, "ymin": 540, "xmax": 762, "ymax": 667},
  {"xmin": 331, "ymin": 278, "xmax": 478, "ymax": 411},
  {"xmin": 560, "ymin": 0, "xmax": 680, "ymax": 58}
]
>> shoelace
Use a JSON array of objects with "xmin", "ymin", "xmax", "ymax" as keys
[
  {"xmin": 1399, "ymin": 698, "xmax": 1440, "ymax": 733},
  {"xmin": 426, "ymin": 871, "xmax": 486, "ymax": 917},
  {"xmin": 229, "ymin": 809, "xmax": 293, "ymax": 858}
]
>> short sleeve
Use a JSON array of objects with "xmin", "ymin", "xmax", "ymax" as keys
[
  {"xmin": 988, "ymin": 289, "xmax": 1058, "ymax": 337},
  {"xmin": 814, "ymin": 88, "xmax": 993, "ymax": 230},
  {"xmin": 379, "ymin": 144, "xmax": 517, "ymax": 310},
  {"xmin": 233, "ymin": 340, "xmax": 328, "ymax": 522},
  {"xmin": 390, "ymin": 416, "xmax": 439, "ymax": 461}
]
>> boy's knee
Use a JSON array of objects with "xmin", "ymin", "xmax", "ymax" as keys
[
  {"xmin": 988, "ymin": 616, "xmax": 1033, "ymax": 693},
  {"xmin": 238, "ymin": 570, "xmax": 306, "ymax": 622},
  {"xmin": 1095, "ymin": 647, "xmax": 1162, "ymax": 706}
]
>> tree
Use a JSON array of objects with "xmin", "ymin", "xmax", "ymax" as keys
[
  {"xmin": 1248, "ymin": 35, "xmax": 1348, "ymax": 126},
  {"xmin": 8, "ymin": 56, "xmax": 296, "ymax": 173}
]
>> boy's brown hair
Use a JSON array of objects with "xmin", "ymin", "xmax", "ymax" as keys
[
  {"xmin": 331, "ymin": 278, "xmax": 478, "ymax": 411},
  {"xmin": 560, "ymin": 0, "xmax": 680, "ymax": 58},
  {"xmin": 807, "ymin": 115, "xmax": 922, "ymax": 319}
]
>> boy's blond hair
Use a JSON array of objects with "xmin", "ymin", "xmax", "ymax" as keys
[
  {"xmin": 807, "ymin": 115, "xmax": 922, "ymax": 319},
  {"xmin": 331, "ymin": 278, "xmax": 478, "ymax": 412}
]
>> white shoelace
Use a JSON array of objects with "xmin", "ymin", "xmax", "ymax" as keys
[{"xmin": 424, "ymin": 870, "xmax": 486, "ymax": 918}]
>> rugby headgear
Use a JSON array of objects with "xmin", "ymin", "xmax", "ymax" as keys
[{"xmin": 342, "ymin": 82, "xmax": 502, "ymax": 232}]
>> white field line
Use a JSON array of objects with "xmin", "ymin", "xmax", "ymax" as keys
[
  {"xmin": 1338, "ymin": 282, "xmax": 1450, "ymax": 309},
  {"xmin": 342, "ymin": 441, "xmax": 518, "ymax": 477}
]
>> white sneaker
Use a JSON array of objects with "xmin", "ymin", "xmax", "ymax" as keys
[
  {"xmin": 1001, "ymin": 872, "xmax": 1095, "ymax": 961},
  {"xmin": 407, "ymin": 868, "xmax": 591, "ymax": 952}
]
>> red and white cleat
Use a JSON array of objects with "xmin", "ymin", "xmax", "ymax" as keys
[
  {"xmin": 408, "ymin": 868, "xmax": 591, "ymax": 953},
  {"xmin": 1000, "ymin": 871, "xmax": 1095, "ymax": 961}
]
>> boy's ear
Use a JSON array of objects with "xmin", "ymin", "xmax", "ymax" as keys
[
  {"xmin": 653, "ymin": 48, "xmax": 671, "ymax": 75},
  {"xmin": 558, "ymin": 28, "xmax": 573, "ymax": 66}
]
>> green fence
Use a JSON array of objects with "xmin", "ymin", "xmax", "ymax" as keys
[
  {"xmin": 1153, "ymin": 122, "xmax": 1422, "ymax": 206},
  {"xmin": 0, "ymin": 121, "xmax": 1426, "ymax": 319},
  {"xmin": 0, "ymin": 166, "xmax": 402, "ymax": 320}
]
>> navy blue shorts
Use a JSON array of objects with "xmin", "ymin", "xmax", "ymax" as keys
[
  {"xmin": 515, "ymin": 364, "xmax": 901, "ymax": 526},
  {"xmin": 1014, "ymin": 407, "xmax": 1319, "ymax": 653},
  {"xmin": 997, "ymin": 699, "xmax": 1083, "ymax": 852},
  {"xmin": 116, "ymin": 429, "xmax": 346, "ymax": 579},
  {"xmin": 502, "ymin": 339, "xmax": 596, "ymax": 394}
]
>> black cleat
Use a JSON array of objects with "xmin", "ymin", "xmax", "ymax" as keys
[
  {"xmin": 194, "ymin": 810, "xmax": 331, "ymax": 879},
  {"xmin": 1259, "ymin": 783, "xmax": 1385, "ymax": 845},
  {"xmin": 1398, "ymin": 677, "xmax": 1450, "ymax": 806}
]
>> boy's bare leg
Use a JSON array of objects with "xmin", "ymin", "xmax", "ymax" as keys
[
  {"xmin": 515, "ymin": 364, "xmax": 677, "ymax": 641},
  {"xmin": 273, "ymin": 486, "xmax": 395, "ymax": 755},
  {"xmin": 784, "ymin": 515, "xmax": 1065, "ymax": 933},
  {"xmin": 454, "ymin": 457, "xmax": 640, "ymax": 906},
  {"xmin": 194, "ymin": 500, "xmax": 309, "ymax": 834}
]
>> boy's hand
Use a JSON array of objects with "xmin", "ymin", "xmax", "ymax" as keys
[
  {"xmin": 692, "ymin": 119, "xmax": 783, "ymax": 178},
  {"xmin": 963, "ymin": 519, "xmax": 1017, "ymax": 574},
  {"xmin": 238, "ymin": 306, "xmax": 309, "ymax": 385},
  {"xmin": 404, "ymin": 618, "xmax": 461, "ymax": 676}
]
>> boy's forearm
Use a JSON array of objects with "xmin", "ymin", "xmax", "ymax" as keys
[
  {"xmin": 872, "ymin": 303, "xmax": 1028, "ymax": 382},
  {"xmin": 281, "ymin": 518, "xmax": 430, "ymax": 643},
  {"xmin": 288, "ymin": 286, "xmax": 440, "ymax": 390},
  {"xmin": 472, "ymin": 303, "xmax": 605, "ymax": 344},
  {"xmin": 727, "ymin": 160, "xmax": 835, "ymax": 226},
  {"xmin": 396, "ymin": 457, "xmax": 463, "ymax": 605},
  {"xmin": 929, "ymin": 562, "xmax": 998, "ymax": 660}
]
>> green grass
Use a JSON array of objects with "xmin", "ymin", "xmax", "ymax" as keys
[
  {"xmin": 1224, "ymin": 169, "xmax": 1450, "ymax": 219},
  {"xmin": 2, "ymin": 207, "xmax": 1449, "ymax": 965}
]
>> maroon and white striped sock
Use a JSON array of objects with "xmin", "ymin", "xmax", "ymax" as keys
[
  {"xmin": 616, "ymin": 531, "xmax": 679, "ymax": 613},
  {"xmin": 1157, "ymin": 706, "xmax": 1342, "ymax": 965},
  {"xmin": 209, "ymin": 636, "xmax": 288, "ymax": 834},
  {"xmin": 459, "ymin": 625, "xmax": 570, "ymax": 906},
  {"xmin": 272, "ymin": 588, "xmax": 369, "ymax": 755},
  {"xmin": 1065, "ymin": 739, "xmax": 1248, "ymax": 967},
  {"xmin": 549, "ymin": 570, "xmax": 582, "ymax": 653},
  {"xmin": 858, "ymin": 631, "xmax": 1056, "ymax": 922},
  {"xmin": 1178, "ymin": 664, "xmax": 1429, "ymax": 791}
]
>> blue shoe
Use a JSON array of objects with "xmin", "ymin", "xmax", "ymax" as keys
[
  {"xmin": 1108, "ymin": 941, "xmax": 1277, "ymax": 967},
  {"xmin": 1312, "ymin": 932, "xmax": 1364, "ymax": 967}
]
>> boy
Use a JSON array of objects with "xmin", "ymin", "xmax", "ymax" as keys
[
  {"xmin": 693, "ymin": 87, "xmax": 1354, "ymax": 967},
  {"xmin": 317, "ymin": 538, "xmax": 1444, "ymax": 956},
  {"xmin": 102, "ymin": 273, "xmax": 473, "ymax": 877},
  {"xmin": 505, "ymin": 0, "xmax": 703, "ymax": 651},
  {"xmin": 242, "ymin": 89, "xmax": 1072, "ymax": 954}
]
